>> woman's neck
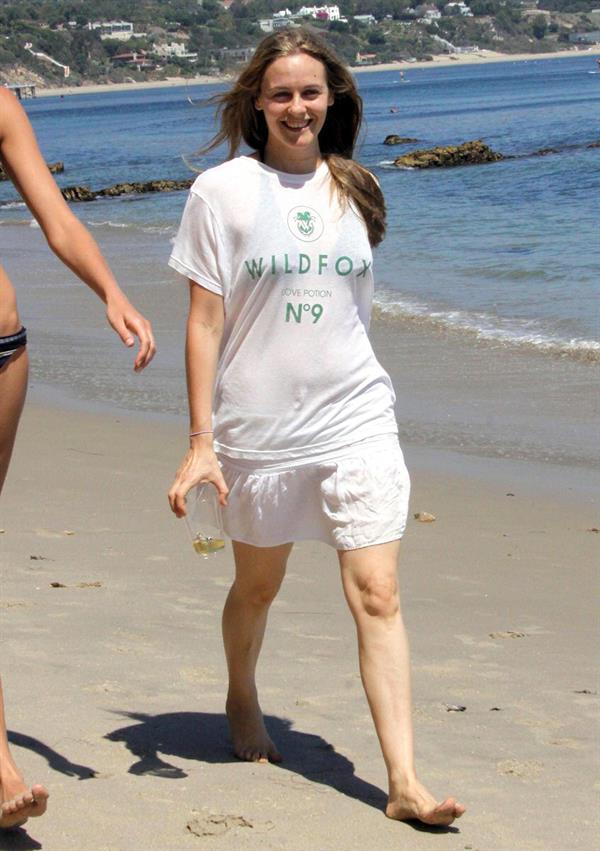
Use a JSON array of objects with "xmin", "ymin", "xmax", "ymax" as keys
[{"xmin": 261, "ymin": 146, "xmax": 322, "ymax": 175}]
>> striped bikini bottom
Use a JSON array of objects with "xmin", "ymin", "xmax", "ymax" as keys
[{"xmin": 0, "ymin": 326, "xmax": 27, "ymax": 368}]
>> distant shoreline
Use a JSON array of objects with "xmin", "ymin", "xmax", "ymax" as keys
[
  {"xmin": 353, "ymin": 46, "xmax": 600, "ymax": 73},
  {"xmin": 35, "ymin": 46, "xmax": 600, "ymax": 98}
]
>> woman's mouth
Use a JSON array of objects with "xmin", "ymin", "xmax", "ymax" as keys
[{"xmin": 281, "ymin": 118, "xmax": 311, "ymax": 131}]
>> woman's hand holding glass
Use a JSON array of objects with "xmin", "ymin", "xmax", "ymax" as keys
[{"xmin": 168, "ymin": 437, "xmax": 229, "ymax": 518}]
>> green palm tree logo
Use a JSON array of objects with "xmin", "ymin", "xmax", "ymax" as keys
[{"xmin": 295, "ymin": 210, "xmax": 315, "ymax": 236}]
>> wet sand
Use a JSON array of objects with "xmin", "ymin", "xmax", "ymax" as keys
[{"xmin": 1, "ymin": 400, "xmax": 598, "ymax": 849}]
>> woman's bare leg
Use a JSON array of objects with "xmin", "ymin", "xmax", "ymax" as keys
[
  {"xmin": 339, "ymin": 541, "xmax": 465, "ymax": 826},
  {"xmin": 0, "ymin": 295, "xmax": 49, "ymax": 828},
  {"xmin": 222, "ymin": 540, "xmax": 292, "ymax": 762}
]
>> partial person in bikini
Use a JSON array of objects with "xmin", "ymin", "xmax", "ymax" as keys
[{"xmin": 0, "ymin": 86, "xmax": 155, "ymax": 831}]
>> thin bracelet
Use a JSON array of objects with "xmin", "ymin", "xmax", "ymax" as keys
[{"xmin": 189, "ymin": 430, "xmax": 213, "ymax": 437}]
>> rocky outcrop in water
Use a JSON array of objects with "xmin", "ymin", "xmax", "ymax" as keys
[
  {"xmin": 61, "ymin": 185, "xmax": 96, "ymax": 202},
  {"xmin": 386, "ymin": 138, "xmax": 600, "ymax": 168},
  {"xmin": 97, "ymin": 178, "xmax": 194, "ymax": 197},
  {"xmin": 0, "ymin": 160, "xmax": 63, "ymax": 181},
  {"xmin": 384, "ymin": 134, "xmax": 419, "ymax": 145},
  {"xmin": 394, "ymin": 140, "xmax": 503, "ymax": 169},
  {"xmin": 59, "ymin": 178, "xmax": 195, "ymax": 203}
]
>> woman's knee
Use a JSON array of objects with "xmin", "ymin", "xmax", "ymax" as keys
[
  {"xmin": 234, "ymin": 575, "xmax": 283, "ymax": 608},
  {"xmin": 231, "ymin": 541, "xmax": 291, "ymax": 608},
  {"xmin": 349, "ymin": 570, "xmax": 400, "ymax": 620}
]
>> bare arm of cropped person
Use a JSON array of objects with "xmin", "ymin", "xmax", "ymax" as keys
[
  {"xmin": 168, "ymin": 282, "xmax": 228, "ymax": 517},
  {"xmin": 0, "ymin": 88, "xmax": 155, "ymax": 370}
]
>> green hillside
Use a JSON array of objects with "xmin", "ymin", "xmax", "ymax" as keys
[{"xmin": 0, "ymin": 1, "xmax": 598, "ymax": 86}]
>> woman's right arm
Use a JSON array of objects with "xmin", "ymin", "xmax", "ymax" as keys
[
  {"xmin": 168, "ymin": 282, "xmax": 228, "ymax": 517},
  {"xmin": 0, "ymin": 88, "xmax": 155, "ymax": 370}
]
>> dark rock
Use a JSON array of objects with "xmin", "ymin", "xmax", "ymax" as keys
[
  {"xmin": 57, "ymin": 178, "xmax": 195, "ymax": 203},
  {"xmin": 587, "ymin": 140, "xmax": 600, "ymax": 149},
  {"xmin": 0, "ymin": 160, "xmax": 64, "ymax": 181},
  {"xmin": 97, "ymin": 178, "xmax": 194, "ymax": 197},
  {"xmin": 394, "ymin": 140, "xmax": 504, "ymax": 169},
  {"xmin": 60, "ymin": 185, "xmax": 97, "ymax": 202},
  {"xmin": 384, "ymin": 134, "xmax": 419, "ymax": 145},
  {"xmin": 534, "ymin": 147, "xmax": 559, "ymax": 156}
]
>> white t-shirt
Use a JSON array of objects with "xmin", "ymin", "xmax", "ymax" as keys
[{"xmin": 168, "ymin": 156, "xmax": 397, "ymax": 462}]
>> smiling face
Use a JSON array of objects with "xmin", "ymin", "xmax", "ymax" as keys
[{"xmin": 255, "ymin": 52, "xmax": 334, "ymax": 172}]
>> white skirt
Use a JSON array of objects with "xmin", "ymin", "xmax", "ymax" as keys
[{"xmin": 219, "ymin": 436, "xmax": 410, "ymax": 550}]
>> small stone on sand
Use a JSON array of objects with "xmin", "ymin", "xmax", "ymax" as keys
[{"xmin": 414, "ymin": 511, "xmax": 436, "ymax": 522}]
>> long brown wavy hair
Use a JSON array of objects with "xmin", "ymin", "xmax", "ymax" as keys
[{"xmin": 202, "ymin": 27, "xmax": 386, "ymax": 247}]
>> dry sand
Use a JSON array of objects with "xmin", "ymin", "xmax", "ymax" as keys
[
  {"xmin": 35, "ymin": 47, "xmax": 600, "ymax": 98},
  {"xmin": 0, "ymin": 400, "xmax": 598, "ymax": 849},
  {"xmin": 354, "ymin": 46, "xmax": 600, "ymax": 72}
]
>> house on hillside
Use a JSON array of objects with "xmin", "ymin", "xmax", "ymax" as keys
[
  {"xmin": 88, "ymin": 21, "xmax": 147, "ymax": 41},
  {"xmin": 111, "ymin": 50, "xmax": 156, "ymax": 70},
  {"xmin": 296, "ymin": 6, "xmax": 341, "ymax": 21},
  {"xmin": 153, "ymin": 42, "xmax": 198, "ymax": 61}
]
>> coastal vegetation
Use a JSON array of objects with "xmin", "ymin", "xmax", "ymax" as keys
[{"xmin": 0, "ymin": 0, "xmax": 598, "ymax": 87}]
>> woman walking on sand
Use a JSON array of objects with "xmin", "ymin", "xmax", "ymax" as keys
[
  {"xmin": 168, "ymin": 28, "xmax": 464, "ymax": 826},
  {"xmin": 0, "ymin": 87, "xmax": 155, "ymax": 830}
]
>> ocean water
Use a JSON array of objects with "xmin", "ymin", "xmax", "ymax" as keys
[
  {"xmin": 1, "ymin": 54, "xmax": 599, "ymax": 467},
  {"xmin": 2, "ymin": 53, "xmax": 599, "ymax": 355}
]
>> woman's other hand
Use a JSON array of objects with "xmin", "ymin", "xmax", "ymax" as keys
[{"xmin": 106, "ymin": 293, "xmax": 156, "ymax": 371}]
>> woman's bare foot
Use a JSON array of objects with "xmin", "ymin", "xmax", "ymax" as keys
[
  {"xmin": 226, "ymin": 696, "xmax": 282, "ymax": 764},
  {"xmin": 386, "ymin": 778, "xmax": 465, "ymax": 826},
  {"xmin": 0, "ymin": 774, "xmax": 48, "ymax": 830}
]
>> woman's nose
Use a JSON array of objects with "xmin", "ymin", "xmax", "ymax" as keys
[{"xmin": 288, "ymin": 94, "xmax": 306, "ymax": 114}]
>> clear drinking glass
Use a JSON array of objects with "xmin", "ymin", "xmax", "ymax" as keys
[{"xmin": 184, "ymin": 483, "xmax": 226, "ymax": 558}]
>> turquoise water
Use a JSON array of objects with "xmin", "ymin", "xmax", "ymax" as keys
[{"xmin": 2, "ymin": 53, "xmax": 599, "ymax": 357}]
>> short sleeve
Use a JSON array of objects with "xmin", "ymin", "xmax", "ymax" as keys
[{"xmin": 168, "ymin": 190, "xmax": 227, "ymax": 296}]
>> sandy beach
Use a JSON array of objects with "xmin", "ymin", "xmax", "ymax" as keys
[
  {"xmin": 0, "ymin": 397, "xmax": 598, "ymax": 850},
  {"xmin": 35, "ymin": 47, "xmax": 600, "ymax": 97},
  {"xmin": 354, "ymin": 45, "xmax": 600, "ymax": 72}
]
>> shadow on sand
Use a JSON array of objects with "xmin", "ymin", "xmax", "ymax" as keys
[
  {"xmin": 104, "ymin": 710, "xmax": 459, "ymax": 835},
  {"xmin": 7, "ymin": 732, "xmax": 97, "ymax": 781},
  {"xmin": 0, "ymin": 733, "xmax": 98, "ymax": 848}
]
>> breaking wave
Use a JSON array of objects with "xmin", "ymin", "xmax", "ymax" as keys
[{"xmin": 372, "ymin": 291, "xmax": 600, "ymax": 363}]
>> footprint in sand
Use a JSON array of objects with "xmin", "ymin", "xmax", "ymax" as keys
[
  {"xmin": 178, "ymin": 667, "xmax": 221, "ymax": 685},
  {"xmin": 548, "ymin": 737, "xmax": 583, "ymax": 750},
  {"xmin": 186, "ymin": 812, "xmax": 273, "ymax": 837},
  {"xmin": 489, "ymin": 630, "xmax": 528, "ymax": 639},
  {"xmin": 34, "ymin": 528, "xmax": 75, "ymax": 539},
  {"xmin": 497, "ymin": 759, "xmax": 544, "ymax": 780}
]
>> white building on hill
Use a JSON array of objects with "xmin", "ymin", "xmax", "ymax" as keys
[
  {"xmin": 296, "ymin": 5, "xmax": 341, "ymax": 21},
  {"xmin": 88, "ymin": 21, "xmax": 146, "ymax": 41},
  {"xmin": 153, "ymin": 42, "xmax": 198, "ymax": 61},
  {"xmin": 444, "ymin": 2, "xmax": 474, "ymax": 16}
]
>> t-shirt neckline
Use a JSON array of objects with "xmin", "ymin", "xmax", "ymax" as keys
[{"xmin": 242, "ymin": 156, "xmax": 328, "ymax": 185}]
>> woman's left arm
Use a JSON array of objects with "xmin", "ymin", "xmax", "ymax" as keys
[{"xmin": 0, "ymin": 88, "xmax": 155, "ymax": 370}]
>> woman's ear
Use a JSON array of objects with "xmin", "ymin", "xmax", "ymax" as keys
[
  {"xmin": 255, "ymin": 97, "xmax": 263, "ymax": 111},
  {"xmin": 327, "ymin": 93, "xmax": 334, "ymax": 107}
]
